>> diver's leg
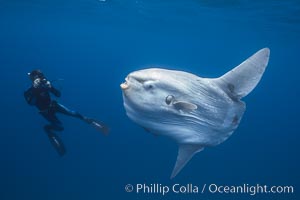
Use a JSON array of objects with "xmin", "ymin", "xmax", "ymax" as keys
[
  {"xmin": 42, "ymin": 112, "xmax": 66, "ymax": 156},
  {"xmin": 52, "ymin": 101, "xmax": 109, "ymax": 134},
  {"xmin": 53, "ymin": 101, "xmax": 85, "ymax": 120},
  {"xmin": 44, "ymin": 123, "xmax": 66, "ymax": 156}
]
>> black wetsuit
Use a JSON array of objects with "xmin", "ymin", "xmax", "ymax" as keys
[
  {"xmin": 24, "ymin": 78, "xmax": 108, "ymax": 155},
  {"xmin": 24, "ymin": 83, "xmax": 86, "ymax": 128},
  {"xmin": 24, "ymin": 82, "xmax": 85, "ymax": 155}
]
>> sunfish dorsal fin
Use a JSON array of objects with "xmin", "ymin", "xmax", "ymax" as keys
[
  {"xmin": 217, "ymin": 48, "xmax": 270, "ymax": 99},
  {"xmin": 173, "ymin": 101, "xmax": 198, "ymax": 112},
  {"xmin": 171, "ymin": 144, "xmax": 204, "ymax": 179}
]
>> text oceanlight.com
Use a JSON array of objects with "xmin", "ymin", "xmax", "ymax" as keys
[{"xmin": 124, "ymin": 183, "xmax": 294, "ymax": 196}]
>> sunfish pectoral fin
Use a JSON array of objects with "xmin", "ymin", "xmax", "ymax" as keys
[
  {"xmin": 173, "ymin": 101, "xmax": 198, "ymax": 112},
  {"xmin": 171, "ymin": 144, "xmax": 204, "ymax": 179},
  {"xmin": 217, "ymin": 48, "xmax": 270, "ymax": 99}
]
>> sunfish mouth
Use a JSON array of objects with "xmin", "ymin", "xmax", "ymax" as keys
[
  {"xmin": 120, "ymin": 77, "xmax": 129, "ymax": 90},
  {"xmin": 120, "ymin": 82, "xmax": 128, "ymax": 90}
]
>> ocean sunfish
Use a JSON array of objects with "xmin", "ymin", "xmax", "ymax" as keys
[{"xmin": 120, "ymin": 48, "xmax": 270, "ymax": 178}]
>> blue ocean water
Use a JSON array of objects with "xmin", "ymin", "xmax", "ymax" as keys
[{"xmin": 0, "ymin": 0, "xmax": 299, "ymax": 199}]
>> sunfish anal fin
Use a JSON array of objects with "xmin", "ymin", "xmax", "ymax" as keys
[
  {"xmin": 171, "ymin": 144, "xmax": 204, "ymax": 179},
  {"xmin": 173, "ymin": 101, "xmax": 198, "ymax": 112}
]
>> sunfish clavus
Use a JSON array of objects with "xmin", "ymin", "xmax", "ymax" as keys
[{"xmin": 120, "ymin": 48, "xmax": 270, "ymax": 178}]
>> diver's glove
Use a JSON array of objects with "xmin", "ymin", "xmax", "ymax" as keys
[
  {"xmin": 44, "ymin": 80, "xmax": 52, "ymax": 88},
  {"xmin": 33, "ymin": 78, "xmax": 52, "ymax": 89},
  {"xmin": 33, "ymin": 78, "xmax": 41, "ymax": 88}
]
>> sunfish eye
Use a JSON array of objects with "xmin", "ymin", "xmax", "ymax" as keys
[
  {"xmin": 143, "ymin": 81, "xmax": 154, "ymax": 90},
  {"xmin": 165, "ymin": 95, "xmax": 174, "ymax": 105}
]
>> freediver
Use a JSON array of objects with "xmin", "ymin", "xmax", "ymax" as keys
[{"xmin": 24, "ymin": 69, "xmax": 109, "ymax": 156}]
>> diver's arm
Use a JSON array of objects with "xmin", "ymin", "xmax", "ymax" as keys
[
  {"xmin": 24, "ymin": 87, "xmax": 36, "ymax": 105},
  {"xmin": 49, "ymin": 86, "xmax": 61, "ymax": 97},
  {"xmin": 43, "ymin": 79, "xmax": 61, "ymax": 97}
]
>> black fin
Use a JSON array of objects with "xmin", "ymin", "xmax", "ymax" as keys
[
  {"xmin": 85, "ymin": 118, "xmax": 110, "ymax": 135},
  {"xmin": 47, "ymin": 132, "xmax": 66, "ymax": 156}
]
